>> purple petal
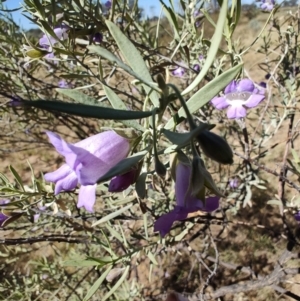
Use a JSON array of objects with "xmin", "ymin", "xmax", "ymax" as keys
[
  {"xmin": 93, "ymin": 32, "xmax": 103, "ymax": 43},
  {"xmin": 224, "ymin": 81, "xmax": 237, "ymax": 94},
  {"xmin": 236, "ymin": 79, "xmax": 255, "ymax": 92},
  {"xmin": 154, "ymin": 207, "xmax": 190, "ymax": 237},
  {"xmin": 77, "ymin": 184, "xmax": 97, "ymax": 212},
  {"xmin": 244, "ymin": 94, "xmax": 265, "ymax": 108},
  {"xmin": 211, "ymin": 96, "xmax": 229, "ymax": 110},
  {"xmin": 202, "ymin": 196, "xmax": 220, "ymax": 212},
  {"xmin": 295, "ymin": 212, "xmax": 300, "ymax": 222},
  {"xmin": 44, "ymin": 164, "xmax": 78, "ymax": 194},
  {"xmin": 226, "ymin": 105, "xmax": 247, "ymax": 119},
  {"xmin": 46, "ymin": 131, "xmax": 77, "ymax": 168},
  {"xmin": 172, "ymin": 67, "xmax": 185, "ymax": 77}
]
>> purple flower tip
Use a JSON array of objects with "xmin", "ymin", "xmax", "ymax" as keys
[
  {"xmin": 211, "ymin": 78, "xmax": 265, "ymax": 119},
  {"xmin": 193, "ymin": 64, "xmax": 200, "ymax": 73},
  {"xmin": 295, "ymin": 212, "xmax": 300, "ymax": 222},
  {"xmin": 9, "ymin": 98, "xmax": 23, "ymax": 107},
  {"xmin": 0, "ymin": 212, "xmax": 9, "ymax": 227},
  {"xmin": 109, "ymin": 167, "xmax": 139, "ymax": 193},
  {"xmin": 93, "ymin": 32, "xmax": 103, "ymax": 43},
  {"xmin": 44, "ymin": 131, "xmax": 130, "ymax": 212}
]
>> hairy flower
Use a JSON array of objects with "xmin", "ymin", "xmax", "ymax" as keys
[
  {"xmin": 261, "ymin": 0, "xmax": 275, "ymax": 11},
  {"xmin": 154, "ymin": 162, "xmax": 220, "ymax": 237},
  {"xmin": 211, "ymin": 79, "xmax": 265, "ymax": 119},
  {"xmin": 44, "ymin": 131, "xmax": 130, "ymax": 212}
]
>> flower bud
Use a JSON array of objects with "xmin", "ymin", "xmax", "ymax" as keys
[{"xmin": 197, "ymin": 130, "xmax": 233, "ymax": 164}]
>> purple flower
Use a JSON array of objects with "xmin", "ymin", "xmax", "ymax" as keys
[
  {"xmin": 172, "ymin": 67, "xmax": 185, "ymax": 77},
  {"xmin": 211, "ymin": 79, "xmax": 265, "ymax": 119},
  {"xmin": 295, "ymin": 211, "xmax": 300, "ymax": 222},
  {"xmin": 229, "ymin": 178, "xmax": 238, "ymax": 189},
  {"xmin": 58, "ymin": 80, "xmax": 70, "ymax": 88},
  {"xmin": 154, "ymin": 162, "xmax": 220, "ymax": 237},
  {"xmin": 93, "ymin": 32, "xmax": 103, "ymax": 43},
  {"xmin": 44, "ymin": 131, "xmax": 130, "ymax": 212},
  {"xmin": 261, "ymin": 0, "xmax": 275, "ymax": 11},
  {"xmin": 39, "ymin": 26, "xmax": 68, "ymax": 48},
  {"xmin": 193, "ymin": 64, "xmax": 200, "ymax": 73},
  {"xmin": 108, "ymin": 167, "xmax": 140, "ymax": 192}
]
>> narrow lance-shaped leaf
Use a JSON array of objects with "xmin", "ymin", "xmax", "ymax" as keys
[
  {"xmin": 88, "ymin": 45, "xmax": 160, "ymax": 96},
  {"xmin": 22, "ymin": 100, "xmax": 153, "ymax": 120},
  {"xmin": 97, "ymin": 149, "xmax": 149, "ymax": 183},
  {"xmin": 181, "ymin": 0, "xmax": 229, "ymax": 96},
  {"xmin": 83, "ymin": 265, "xmax": 113, "ymax": 301},
  {"xmin": 105, "ymin": 20, "xmax": 160, "ymax": 107},
  {"xmin": 165, "ymin": 64, "xmax": 243, "ymax": 129}
]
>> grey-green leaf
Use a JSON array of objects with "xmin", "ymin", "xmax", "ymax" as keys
[
  {"xmin": 97, "ymin": 149, "xmax": 149, "ymax": 183},
  {"xmin": 105, "ymin": 20, "xmax": 160, "ymax": 107},
  {"xmin": 181, "ymin": 0, "xmax": 229, "ymax": 95}
]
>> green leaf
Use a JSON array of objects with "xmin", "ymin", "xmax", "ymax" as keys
[
  {"xmin": 102, "ymin": 266, "xmax": 130, "ymax": 301},
  {"xmin": 103, "ymin": 85, "xmax": 145, "ymax": 132},
  {"xmin": 135, "ymin": 172, "xmax": 147, "ymax": 199},
  {"xmin": 88, "ymin": 45, "xmax": 160, "ymax": 97},
  {"xmin": 161, "ymin": 123, "xmax": 214, "ymax": 146},
  {"xmin": 159, "ymin": 0, "xmax": 180, "ymax": 41},
  {"xmin": 165, "ymin": 64, "xmax": 242, "ymax": 129},
  {"xmin": 22, "ymin": 100, "xmax": 153, "ymax": 120},
  {"xmin": 9, "ymin": 166, "xmax": 24, "ymax": 192},
  {"xmin": 105, "ymin": 21, "xmax": 160, "ymax": 107},
  {"xmin": 83, "ymin": 265, "xmax": 113, "ymax": 301},
  {"xmin": 97, "ymin": 149, "xmax": 149, "ymax": 183},
  {"xmin": 181, "ymin": 0, "xmax": 229, "ymax": 95},
  {"xmin": 92, "ymin": 204, "xmax": 133, "ymax": 227}
]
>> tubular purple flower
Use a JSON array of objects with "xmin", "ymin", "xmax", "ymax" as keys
[
  {"xmin": 154, "ymin": 162, "xmax": 220, "ymax": 237},
  {"xmin": 44, "ymin": 131, "xmax": 130, "ymax": 212},
  {"xmin": 108, "ymin": 167, "xmax": 140, "ymax": 192},
  {"xmin": 211, "ymin": 79, "xmax": 265, "ymax": 119}
]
